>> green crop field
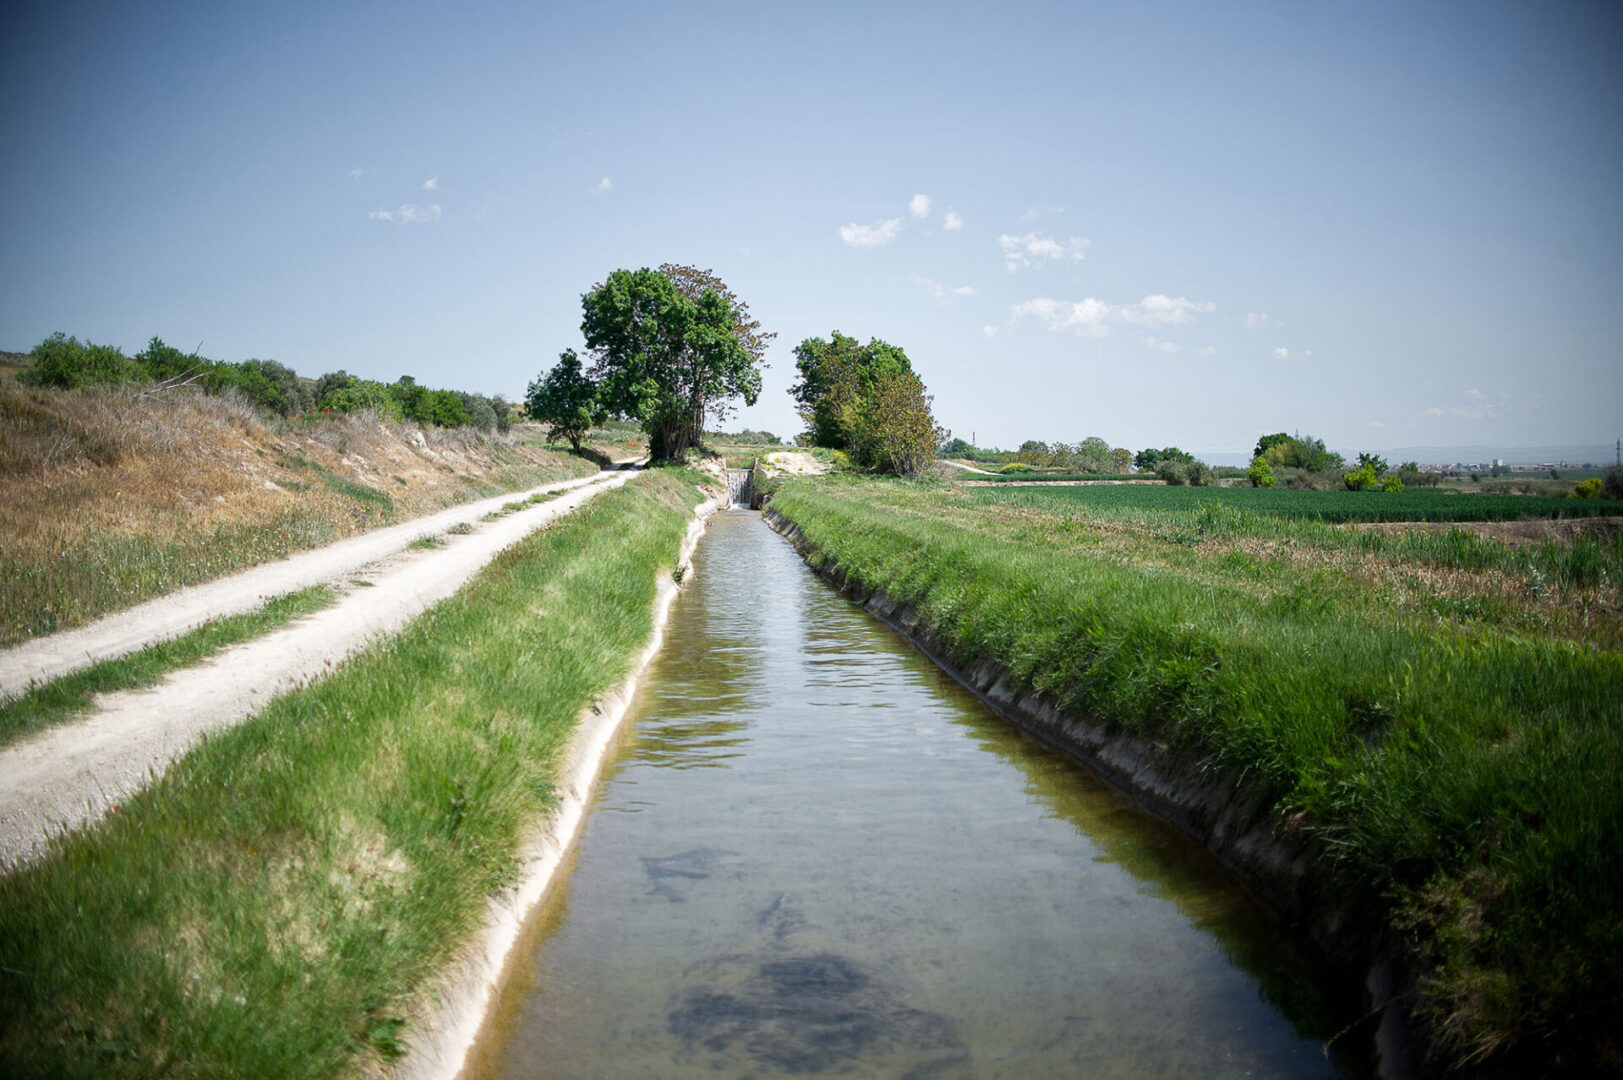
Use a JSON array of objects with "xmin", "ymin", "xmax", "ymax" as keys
[{"xmin": 967, "ymin": 481, "xmax": 1623, "ymax": 523}]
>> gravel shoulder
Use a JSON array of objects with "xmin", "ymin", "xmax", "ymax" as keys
[{"xmin": 0, "ymin": 469, "xmax": 636, "ymax": 868}]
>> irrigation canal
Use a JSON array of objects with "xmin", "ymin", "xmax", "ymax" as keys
[{"xmin": 467, "ymin": 511, "xmax": 1365, "ymax": 1079}]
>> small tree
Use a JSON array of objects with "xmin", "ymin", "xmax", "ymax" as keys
[
  {"xmin": 526, "ymin": 349, "xmax": 605, "ymax": 453},
  {"xmin": 1247, "ymin": 459, "xmax": 1277, "ymax": 488},
  {"xmin": 867, "ymin": 370, "xmax": 946, "ymax": 478}
]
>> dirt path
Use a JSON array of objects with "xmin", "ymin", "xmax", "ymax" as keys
[
  {"xmin": 0, "ymin": 469, "xmax": 621, "ymax": 701},
  {"xmin": 0, "ymin": 469, "xmax": 637, "ymax": 868}
]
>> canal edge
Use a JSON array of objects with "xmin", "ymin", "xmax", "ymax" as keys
[
  {"xmin": 393, "ymin": 491, "xmax": 726, "ymax": 1080},
  {"xmin": 761, "ymin": 505, "xmax": 1425, "ymax": 1080}
]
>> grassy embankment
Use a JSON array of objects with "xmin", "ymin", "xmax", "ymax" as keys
[
  {"xmin": 0, "ymin": 469, "xmax": 708, "ymax": 1078},
  {"xmin": 768, "ymin": 476, "xmax": 1623, "ymax": 1075},
  {"xmin": 0, "ymin": 585, "xmax": 335, "ymax": 749},
  {"xmin": 0, "ymin": 375, "xmax": 608, "ymax": 646}
]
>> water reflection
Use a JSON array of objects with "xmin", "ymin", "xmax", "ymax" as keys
[{"xmin": 472, "ymin": 513, "xmax": 1363, "ymax": 1079}]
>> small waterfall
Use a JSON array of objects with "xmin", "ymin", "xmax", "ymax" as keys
[{"xmin": 726, "ymin": 468, "xmax": 754, "ymax": 509}]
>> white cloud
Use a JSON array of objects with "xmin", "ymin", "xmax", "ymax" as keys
[
  {"xmin": 909, "ymin": 194, "xmax": 932, "ymax": 219},
  {"xmin": 1272, "ymin": 346, "xmax": 1290, "ymax": 360},
  {"xmin": 1368, "ymin": 420, "xmax": 1386, "ymax": 429},
  {"xmin": 349, "ymin": 167, "xmax": 366, "ymax": 178},
  {"xmin": 911, "ymin": 274, "xmax": 975, "ymax": 301},
  {"xmin": 369, "ymin": 203, "xmax": 441, "ymax": 224},
  {"xmin": 982, "ymin": 324, "xmax": 1001, "ymax": 338},
  {"xmin": 1464, "ymin": 388, "xmax": 1484, "ymax": 400},
  {"xmin": 840, "ymin": 217, "xmax": 904, "ymax": 248},
  {"xmin": 1021, "ymin": 204, "xmax": 1065, "ymax": 221},
  {"xmin": 1424, "ymin": 407, "xmax": 1445, "ymax": 417},
  {"xmin": 1009, "ymin": 296, "xmax": 1114, "ymax": 336},
  {"xmin": 1197, "ymin": 345, "xmax": 1217, "ymax": 356},
  {"xmin": 1245, "ymin": 312, "xmax": 1269, "ymax": 329},
  {"xmin": 943, "ymin": 209, "xmax": 963, "ymax": 231},
  {"xmin": 594, "ymin": 177, "xmax": 613, "ymax": 194},
  {"xmin": 998, "ymin": 232, "xmax": 1090, "ymax": 272},
  {"xmin": 1003, "ymin": 293, "xmax": 1216, "ymax": 338},
  {"xmin": 1116, "ymin": 294, "xmax": 1215, "ymax": 327},
  {"xmin": 1141, "ymin": 336, "xmax": 1181, "ymax": 354},
  {"xmin": 422, "ymin": 176, "xmax": 439, "ymax": 191}
]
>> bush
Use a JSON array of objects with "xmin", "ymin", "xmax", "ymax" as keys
[
  {"xmin": 22, "ymin": 333, "xmax": 136, "ymax": 389},
  {"xmin": 1380, "ymin": 474, "xmax": 1405, "ymax": 493},
  {"xmin": 1574, "ymin": 477, "xmax": 1604, "ymax": 499},
  {"xmin": 1158, "ymin": 459, "xmax": 1211, "ymax": 486},
  {"xmin": 1605, "ymin": 466, "xmax": 1623, "ymax": 500},
  {"xmin": 1246, "ymin": 459, "xmax": 1276, "ymax": 488},
  {"xmin": 1345, "ymin": 463, "xmax": 1379, "ymax": 491},
  {"xmin": 830, "ymin": 449, "xmax": 853, "ymax": 472}
]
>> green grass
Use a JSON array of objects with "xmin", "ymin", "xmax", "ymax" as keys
[
  {"xmin": 769, "ymin": 476, "xmax": 1623, "ymax": 1075},
  {"xmin": 964, "ymin": 484, "xmax": 1623, "ymax": 605},
  {"xmin": 405, "ymin": 535, "xmax": 444, "ymax": 550},
  {"xmin": 971, "ymin": 480, "xmax": 1623, "ymax": 523},
  {"xmin": 0, "ymin": 587, "xmax": 335, "ymax": 750},
  {"xmin": 0, "ymin": 470, "xmax": 707, "ymax": 1078},
  {"xmin": 480, "ymin": 487, "xmax": 568, "ymax": 521}
]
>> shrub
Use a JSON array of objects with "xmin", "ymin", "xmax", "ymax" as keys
[
  {"xmin": 1380, "ymin": 474, "xmax": 1405, "ymax": 493},
  {"xmin": 1574, "ymin": 477, "xmax": 1604, "ymax": 499},
  {"xmin": 1158, "ymin": 459, "xmax": 1211, "ymax": 486},
  {"xmin": 1605, "ymin": 466, "xmax": 1623, "ymax": 500},
  {"xmin": 830, "ymin": 449, "xmax": 853, "ymax": 471},
  {"xmin": 1345, "ymin": 463, "xmax": 1379, "ymax": 491},
  {"xmin": 22, "ymin": 333, "xmax": 136, "ymax": 389},
  {"xmin": 1246, "ymin": 459, "xmax": 1276, "ymax": 488}
]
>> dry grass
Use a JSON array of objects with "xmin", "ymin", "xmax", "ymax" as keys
[{"xmin": 0, "ymin": 380, "xmax": 599, "ymax": 644}]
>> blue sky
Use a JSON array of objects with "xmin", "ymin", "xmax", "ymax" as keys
[{"xmin": 3, "ymin": 0, "xmax": 1619, "ymax": 456}]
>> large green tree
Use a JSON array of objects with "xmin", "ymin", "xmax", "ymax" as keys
[
  {"xmin": 580, "ymin": 267, "xmax": 764, "ymax": 462},
  {"xmin": 789, "ymin": 332, "xmax": 914, "ymax": 451},
  {"xmin": 525, "ymin": 348, "xmax": 604, "ymax": 452}
]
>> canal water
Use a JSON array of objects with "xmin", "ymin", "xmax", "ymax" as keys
[{"xmin": 469, "ymin": 512, "xmax": 1363, "ymax": 1079}]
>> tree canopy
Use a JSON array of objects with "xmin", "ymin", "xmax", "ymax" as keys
[
  {"xmin": 525, "ymin": 348, "xmax": 605, "ymax": 452},
  {"xmin": 789, "ymin": 332, "xmax": 914, "ymax": 451},
  {"xmin": 788, "ymin": 331, "xmax": 945, "ymax": 475},
  {"xmin": 580, "ymin": 266, "xmax": 765, "ymax": 462}
]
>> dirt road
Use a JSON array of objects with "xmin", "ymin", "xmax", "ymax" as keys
[
  {"xmin": 0, "ymin": 468, "xmax": 637, "ymax": 868},
  {"xmin": 0, "ymin": 469, "xmax": 617, "ymax": 700}
]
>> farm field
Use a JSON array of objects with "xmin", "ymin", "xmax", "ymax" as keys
[
  {"xmin": 967, "ymin": 478, "xmax": 1623, "ymax": 523},
  {"xmin": 766, "ymin": 475, "xmax": 1623, "ymax": 1075}
]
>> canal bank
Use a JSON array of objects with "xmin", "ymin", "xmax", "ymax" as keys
[
  {"xmin": 763, "ymin": 505, "xmax": 1421, "ymax": 1079},
  {"xmin": 392, "ymin": 491, "xmax": 724, "ymax": 1080},
  {"xmin": 462, "ymin": 511, "xmax": 1371, "ymax": 1079}
]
